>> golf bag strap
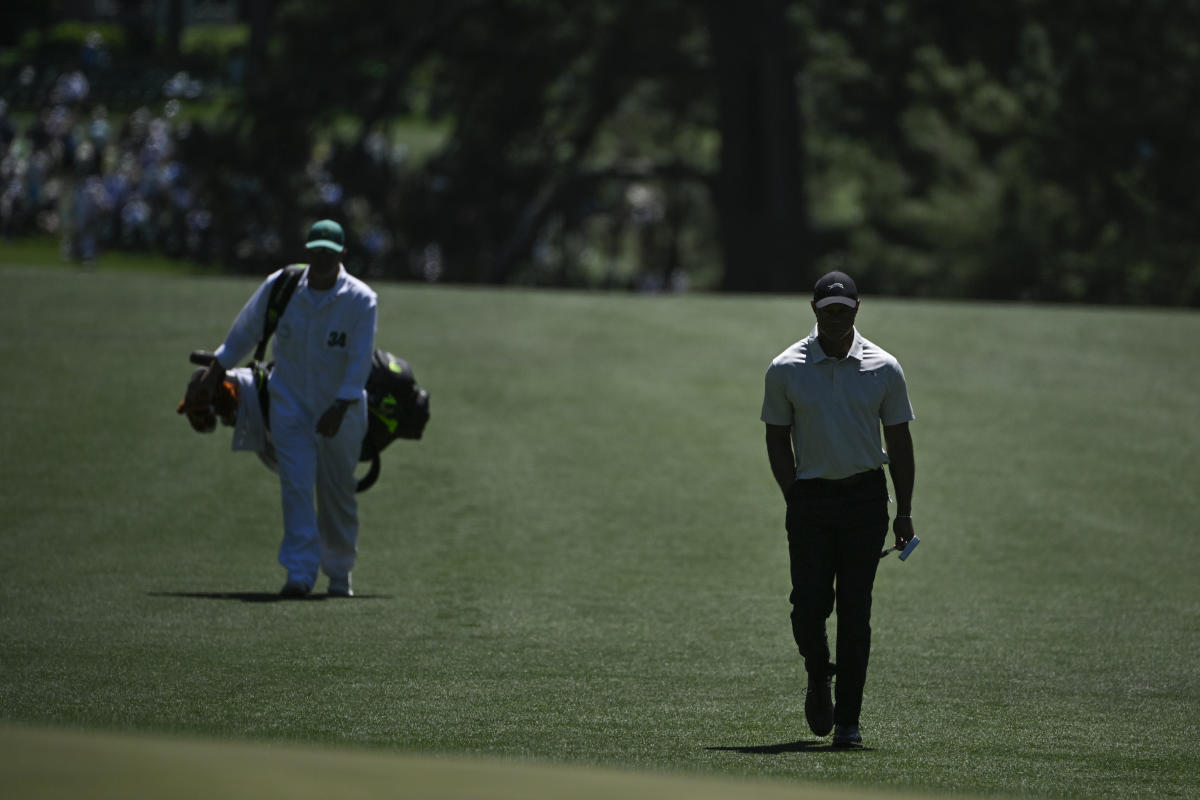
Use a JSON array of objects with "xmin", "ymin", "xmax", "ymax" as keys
[
  {"xmin": 252, "ymin": 265, "xmax": 305, "ymax": 363},
  {"xmin": 356, "ymin": 441, "xmax": 381, "ymax": 493},
  {"xmin": 253, "ymin": 363, "xmax": 271, "ymax": 430}
]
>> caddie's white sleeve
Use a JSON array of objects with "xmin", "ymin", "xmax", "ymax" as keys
[
  {"xmin": 335, "ymin": 294, "xmax": 377, "ymax": 401},
  {"xmin": 212, "ymin": 271, "xmax": 279, "ymax": 369}
]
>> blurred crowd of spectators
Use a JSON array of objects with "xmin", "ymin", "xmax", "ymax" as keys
[
  {"xmin": 1, "ymin": 22, "xmax": 437, "ymax": 282},
  {"xmin": 0, "ymin": 63, "xmax": 216, "ymax": 266},
  {"xmin": 0, "ymin": 56, "xmax": 402, "ymax": 274}
]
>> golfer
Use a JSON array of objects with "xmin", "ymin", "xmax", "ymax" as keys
[
  {"xmin": 760, "ymin": 271, "xmax": 915, "ymax": 748},
  {"xmin": 187, "ymin": 220, "xmax": 377, "ymax": 598}
]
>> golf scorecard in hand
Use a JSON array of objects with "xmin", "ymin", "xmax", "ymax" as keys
[{"xmin": 880, "ymin": 536, "xmax": 920, "ymax": 561}]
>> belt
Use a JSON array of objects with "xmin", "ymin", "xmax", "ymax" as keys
[
  {"xmin": 811, "ymin": 469, "xmax": 881, "ymax": 488},
  {"xmin": 788, "ymin": 468, "xmax": 883, "ymax": 499}
]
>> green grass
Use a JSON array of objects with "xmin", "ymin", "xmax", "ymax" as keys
[
  {"xmin": 0, "ymin": 723, "xmax": 951, "ymax": 800},
  {"xmin": 1, "ymin": 264, "xmax": 1198, "ymax": 799},
  {"xmin": 0, "ymin": 235, "xmax": 220, "ymax": 274}
]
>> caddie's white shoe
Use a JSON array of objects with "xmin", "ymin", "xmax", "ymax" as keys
[{"xmin": 328, "ymin": 576, "xmax": 353, "ymax": 597}]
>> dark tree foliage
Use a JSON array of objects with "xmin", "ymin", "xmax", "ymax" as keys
[
  {"xmin": 177, "ymin": 0, "xmax": 1200, "ymax": 303},
  {"xmin": 402, "ymin": 0, "xmax": 715, "ymax": 286},
  {"xmin": 0, "ymin": 1, "xmax": 53, "ymax": 48}
]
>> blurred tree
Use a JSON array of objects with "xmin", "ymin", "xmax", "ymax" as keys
[
  {"xmin": 242, "ymin": 0, "xmax": 275, "ymax": 88},
  {"xmin": 708, "ymin": 0, "xmax": 809, "ymax": 292},
  {"xmin": 116, "ymin": 0, "xmax": 155, "ymax": 58},
  {"xmin": 219, "ymin": 0, "xmax": 721, "ymax": 285},
  {"xmin": 1032, "ymin": 0, "xmax": 1200, "ymax": 304},
  {"xmin": 167, "ymin": 0, "xmax": 1200, "ymax": 302},
  {"xmin": 164, "ymin": 0, "xmax": 185, "ymax": 61},
  {"xmin": 0, "ymin": 0, "xmax": 51, "ymax": 48},
  {"xmin": 792, "ymin": 0, "xmax": 1200, "ymax": 304}
]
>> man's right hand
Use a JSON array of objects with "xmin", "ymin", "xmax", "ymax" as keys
[{"xmin": 892, "ymin": 515, "xmax": 915, "ymax": 550}]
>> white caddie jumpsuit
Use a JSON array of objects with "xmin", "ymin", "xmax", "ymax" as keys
[{"xmin": 214, "ymin": 265, "xmax": 377, "ymax": 589}]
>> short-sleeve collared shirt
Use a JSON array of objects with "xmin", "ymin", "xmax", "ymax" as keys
[{"xmin": 761, "ymin": 326, "xmax": 914, "ymax": 481}]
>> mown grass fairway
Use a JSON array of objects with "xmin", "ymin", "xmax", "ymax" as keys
[
  {"xmin": 0, "ymin": 723, "xmax": 956, "ymax": 800},
  {"xmin": 1, "ymin": 264, "xmax": 1198, "ymax": 798}
]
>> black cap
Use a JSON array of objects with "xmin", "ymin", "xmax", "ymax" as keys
[{"xmin": 813, "ymin": 271, "xmax": 859, "ymax": 309}]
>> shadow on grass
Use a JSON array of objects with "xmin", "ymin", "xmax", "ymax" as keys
[
  {"xmin": 706, "ymin": 740, "xmax": 873, "ymax": 754},
  {"xmin": 148, "ymin": 592, "xmax": 391, "ymax": 604}
]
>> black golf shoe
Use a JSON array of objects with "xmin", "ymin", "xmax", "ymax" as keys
[
  {"xmin": 832, "ymin": 723, "xmax": 863, "ymax": 748},
  {"xmin": 804, "ymin": 673, "xmax": 834, "ymax": 737}
]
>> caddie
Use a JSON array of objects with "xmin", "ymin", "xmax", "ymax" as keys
[{"xmin": 185, "ymin": 219, "xmax": 377, "ymax": 598}]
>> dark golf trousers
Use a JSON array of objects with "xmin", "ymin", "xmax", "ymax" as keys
[{"xmin": 786, "ymin": 468, "xmax": 889, "ymax": 726}]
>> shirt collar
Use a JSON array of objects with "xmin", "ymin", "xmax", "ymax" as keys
[
  {"xmin": 808, "ymin": 326, "xmax": 864, "ymax": 362},
  {"xmin": 299, "ymin": 263, "xmax": 345, "ymax": 293}
]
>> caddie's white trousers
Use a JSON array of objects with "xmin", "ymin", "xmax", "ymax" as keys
[{"xmin": 272, "ymin": 403, "xmax": 366, "ymax": 589}]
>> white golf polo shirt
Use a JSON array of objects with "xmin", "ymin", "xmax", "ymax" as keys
[{"xmin": 761, "ymin": 327, "xmax": 914, "ymax": 481}]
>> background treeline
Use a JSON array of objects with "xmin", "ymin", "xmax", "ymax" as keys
[{"xmin": 3, "ymin": 0, "xmax": 1199, "ymax": 304}]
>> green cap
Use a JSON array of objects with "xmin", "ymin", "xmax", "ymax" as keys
[{"xmin": 305, "ymin": 219, "xmax": 345, "ymax": 253}]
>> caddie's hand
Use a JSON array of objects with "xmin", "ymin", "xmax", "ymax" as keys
[
  {"xmin": 316, "ymin": 402, "xmax": 349, "ymax": 437},
  {"xmin": 182, "ymin": 364, "xmax": 223, "ymax": 412},
  {"xmin": 893, "ymin": 515, "xmax": 915, "ymax": 550}
]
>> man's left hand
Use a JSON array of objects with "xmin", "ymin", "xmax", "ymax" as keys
[{"xmin": 316, "ymin": 402, "xmax": 349, "ymax": 437}]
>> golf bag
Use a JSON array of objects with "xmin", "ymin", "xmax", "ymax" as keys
[
  {"xmin": 358, "ymin": 349, "xmax": 430, "ymax": 490},
  {"xmin": 186, "ymin": 348, "xmax": 429, "ymax": 492}
]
